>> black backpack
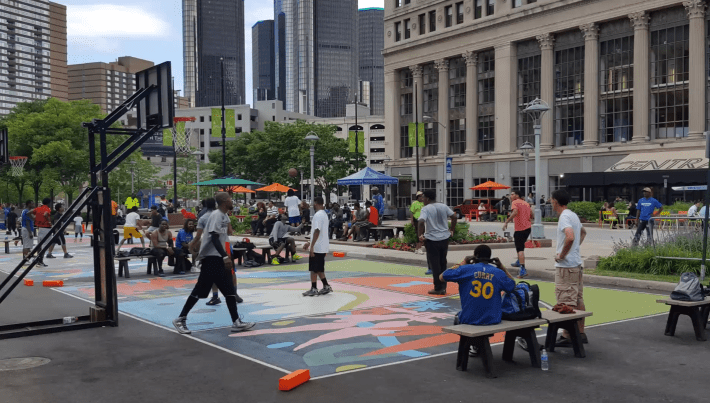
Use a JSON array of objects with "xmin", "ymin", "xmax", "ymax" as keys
[{"xmin": 501, "ymin": 281, "xmax": 541, "ymax": 321}]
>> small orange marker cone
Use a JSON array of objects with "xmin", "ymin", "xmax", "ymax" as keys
[
  {"xmin": 24, "ymin": 279, "xmax": 34, "ymax": 286},
  {"xmin": 82, "ymin": 223, "xmax": 85, "ymax": 233},
  {"xmin": 333, "ymin": 252, "xmax": 345, "ymax": 258},
  {"xmin": 279, "ymin": 369, "xmax": 310, "ymax": 391},
  {"xmin": 42, "ymin": 280, "xmax": 63, "ymax": 287}
]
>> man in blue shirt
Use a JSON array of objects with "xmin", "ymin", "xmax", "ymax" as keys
[
  {"xmin": 372, "ymin": 187, "xmax": 384, "ymax": 221},
  {"xmin": 20, "ymin": 200, "xmax": 36, "ymax": 261},
  {"xmin": 632, "ymin": 187, "xmax": 663, "ymax": 246}
]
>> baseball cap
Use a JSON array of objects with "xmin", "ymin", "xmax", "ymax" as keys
[
  {"xmin": 416, "ymin": 191, "xmax": 423, "ymax": 197},
  {"xmin": 643, "ymin": 187, "xmax": 652, "ymax": 192},
  {"xmin": 372, "ymin": 186, "xmax": 379, "ymax": 191}
]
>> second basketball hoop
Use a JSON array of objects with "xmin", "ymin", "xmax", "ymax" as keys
[{"xmin": 171, "ymin": 117, "xmax": 196, "ymax": 155}]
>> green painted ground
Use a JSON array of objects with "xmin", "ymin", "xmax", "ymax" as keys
[{"xmin": 258, "ymin": 259, "xmax": 668, "ymax": 326}]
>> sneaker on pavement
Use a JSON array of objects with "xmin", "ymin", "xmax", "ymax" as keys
[
  {"xmin": 302, "ymin": 288, "xmax": 318, "ymax": 297},
  {"xmin": 510, "ymin": 260, "xmax": 521, "ymax": 267},
  {"xmin": 517, "ymin": 267, "xmax": 529, "ymax": 279},
  {"xmin": 231, "ymin": 317, "xmax": 256, "ymax": 332},
  {"xmin": 425, "ymin": 269, "xmax": 433, "ymax": 275},
  {"xmin": 516, "ymin": 337, "xmax": 529, "ymax": 351},
  {"xmin": 172, "ymin": 317, "xmax": 191, "ymax": 334},
  {"xmin": 37, "ymin": 261, "xmax": 48, "ymax": 267},
  {"xmin": 468, "ymin": 345, "xmax": 479, "ymax": 357},
  {"xmin": 271, "ymin": 257, "xmax": 280, "ymax": 265},
  {"xmin": 292, "ymin": 254, "xmax": 302, "ymax": 261},
  {"xmin": 206, "ymin": 296, "xmax": 222, "ymax": 306},
  {"xmin": 318, "ymin": 285, "xmax": 332, "ymax": 295},
  {"xmin": 64, "ymin": 253, "xmax": 73, "ymax": 258},
  {"xmin": 46, "ymin": 253, "xmax": 55, "ymax": 259},
  {"xmin": 554, "ymin": 335, "xmax": 573, "ymax": 348}
]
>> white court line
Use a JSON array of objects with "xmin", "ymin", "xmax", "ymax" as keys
[{"xmin": 52, "ymin": 288, "xmax": 292, "ymax": 375}]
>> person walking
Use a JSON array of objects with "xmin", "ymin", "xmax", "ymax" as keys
[
  {"xmin": 301, "ymin": 197, "xmax": 332, "ymax": 297},
  {"xmin": 417, "ymin": 190, "xmax": 457, "ymax": 295},
  {"xmin": 503, "ymin": 189, "xmax": 533, "ymax": 278},
  {"xmin": 550, "ymin": 189, "xmax": 588, "ymax": 347},
  {"xmin": 34, "ymin": 198, "xmax": 53, "ymax": 266},
  {"xmin": 21, "ymin": 201, "xmax": 45, "ymax": 265},
  {"xmin": 632, "ymin": 187, "xmax": 663, "ymax": 247},
  {"xmin": 73, "ymin": 212, "xmax": 83, "ymax": 242},
  {"xmin": 45, "ymin": 203, "xmax": 73, "ymax": 259},
  {"xmin": 284, "ymin": 189, "xmax": 301, "ymax": 227},
  {"xmin": 173, "ymin": 192, "xmax": 255, "ymax": 334},
  {"xmin": 7, "ymin": 206, "xmax": 18, "ymax": 238}
]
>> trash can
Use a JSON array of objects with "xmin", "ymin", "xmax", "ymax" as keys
[{"xmin": 397, "ymin": 207, "xmax": 407, "ymax": 221}]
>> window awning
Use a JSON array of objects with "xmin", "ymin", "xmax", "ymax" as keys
[{"xmin": 605, "ymin": 150, "xmax": 708, "ymax": 172}]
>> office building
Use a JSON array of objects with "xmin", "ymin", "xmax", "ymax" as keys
[
  {"xmin": 383, "ymin": 0, "xmax": 708, "ymax": 208},
  {"xmin": 195, "ymin": 0, "xmax": 245, "ymax": 107},
  {"xmin": 359, "ymin": 7, "xmax": 385, "ymax": 116},
  {"xmin": 0, "ymin": 0, "xmax": 67, "ymax": 116},
  {"xmin": 252, "ymin": 20, "xmax": 275, "ymax": 101},
  {"xmin": 274, "ymin": 0, "xmax": 358, "ymax": 118},
  {"xmin": 182, "ymin": 0, "xmax": 197, "ymax": 108}
]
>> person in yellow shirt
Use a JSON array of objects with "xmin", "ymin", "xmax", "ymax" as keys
[{"xmin": 410, "ymin": 191, "xmax": 425, "ymax": 258}]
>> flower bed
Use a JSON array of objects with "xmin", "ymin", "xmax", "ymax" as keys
[{"xmin": 372, "ymin": 232, "xmax": 507, "ymax": 252}]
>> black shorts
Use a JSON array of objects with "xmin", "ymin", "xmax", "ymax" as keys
[
  {"xmin": 269, "ymin": 237, "xmax": 288, "ymax": 249},
  {"xmin": 190, "ymin": 256, "xmax": 235, "ymax": 299},
  {"xmin": 514, "ymin": 228, "xmax": 531, "ymax": 252},
  {"xmin": 309, "ymin": 253, "xmax": 326, "ymax": 273}
]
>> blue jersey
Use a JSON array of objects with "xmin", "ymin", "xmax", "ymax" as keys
[
  {"xmin": 21, "ymin": 208, "xmax": 34, "ymax": 232},
  {"xmin": 175, "ymin": 229, "xmax": 194, "ymax": 249},
  {"xmin": 373, "ymin": 194, "xmax": 384, "ymax": 215},
  {"xmin": 443, "ymin": 263, "xmax": 516, "ymax": 325},
  {"xmin": 637, "ymin": 197, "xmax": 663, "ymax": 221}
]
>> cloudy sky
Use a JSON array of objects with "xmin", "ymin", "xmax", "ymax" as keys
[{"xmin": 52, "ymin": 0, "xmax": 384, "ymax": 105}]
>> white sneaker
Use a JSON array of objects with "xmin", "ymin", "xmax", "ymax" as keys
[
  {"xmin": 172, "ymin": 317, "xmax": 191, "ymax": 334},
  {"xmin": 231, "ymin": 317, "xmax": 255, "ymax": 332}
]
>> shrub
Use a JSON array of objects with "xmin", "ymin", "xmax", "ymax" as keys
[
  {"xmin": 663, "ymin": 201, "xmax": 693, "ymax": 214},
  {"xmin": 230, "ymin": 215, "xmax": 251, "ymax": 234},
  {"xmin": 449, "ymin": 222, "xmax": 470, "ymax": 242},
  {"xmin": 614, "ymin": 202, "xmax": 628, "ymax": 211},
  {"xmin": 403, "ymin": 223, "xmax": 418, "ymax": 244},
  {"xmin": 568, "ymin": 201, "xmax": 603, "ymax": 222}
]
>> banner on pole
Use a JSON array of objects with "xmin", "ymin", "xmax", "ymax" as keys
[
  {"xmin": 408, "ymin": 123, "xmax": 425, "ymax": 147},
  {"xmin": 348, "ymin": 131, "xmax": 365, "ymax": 153},
  {"xmin": 211, "ymin": 108, "xmax": 221, "ymax": 137},
  {"xmin": 225, "ymin": 109, "xmax": 236, "ymax": 138},
  {"xmin": 162, "ymin": 129, "xmax": 172, "ymax": 146},
  {"xmin": 446, "ymin": 157, "xmax": 452, "ymax": 182}
]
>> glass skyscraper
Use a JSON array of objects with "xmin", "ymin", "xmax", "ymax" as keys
[
  {"xmin": 252, "ymin": 20, "xmax": 275, "ymax": 102},
  {"xmin": 274, "ymin": 0, "xmax": 357, "ymax": 118},
  {"xmin": 195, "ymin": 0, "xmax": 245, "ymax": 107},
  {"xmin": 359, "ymin": 8, "xmax": 384, "ymax": 116},
  {"xmin": 182, "ymin": 0, "xmax": 197, "ymax": 107}
]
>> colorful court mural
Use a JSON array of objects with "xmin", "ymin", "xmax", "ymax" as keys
[{"xmin": 1, "ymin": 248, "xmax": 669, "ymax": 377}]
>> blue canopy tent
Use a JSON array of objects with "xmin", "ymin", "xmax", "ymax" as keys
[{"xmin": 337, "ymin": 167, "xmax": 399, "ymax": 186}]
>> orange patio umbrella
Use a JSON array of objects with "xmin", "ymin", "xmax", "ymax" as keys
[
  {"xmin": 230, "ymin": 186, "xmax": 256, "ymax": 194},
  {"xmin": 256, "ymin": 183, "xmax": 294, "ymax": 193},
  {"xmin": 469, "ymin": 181, "xmax": 510, "ymax": 191}
]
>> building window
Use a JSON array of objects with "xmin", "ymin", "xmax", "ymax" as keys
[
  {"xmin": 238, "ymin": 114, "xmax": 242, "ymax": 120},
  {"xmin": 419, "ymin": 14, "xmax": 426, "ymax": 35},
  {"xmin": 199, "ymin": 116, "xmax": 204, "ymax": 122},
  {"xmin": 404, "ymin": 19, "xmax": 411, "ymax": 39},
  {"xmin": 512, "ymin": 177, "xmax": 536, "ymax": 196},
  {"xmin": 447, "ymin": 178, "xmax": 464, "ymax": 207},
  {"xmin": 449, "ymin": 83, "xmax": 465, "ymax": 108},
  {"xmin": 161, "ymin": 156, "xmax": 167, "ymax": 163},
  {"xmin": 549, "ymin": 176, "xmax": 565, "ymax": 198},
  {"xmin": 400, "ymin": 125, "xmax": 413, "ymax": 158},
  {"xmin": 599, "ymin": 35, "xmax": 634, "ymax": 143},
  {"xmin": 424, "ymin": 123, "xmax": 439, "ymax": 156},
  {"xmin": 487, "ymin": 0, "xmax": 495, "ymax": 16},
  {"xmin": 472, "ymin": 177, "xmax": 495, "ymax": 198},
  {"xmin": 478, "ymin": 115, "xmax": 494, "ymax": 152},
  {"xmin": 419, "ymin": 180, "xmax": 437, "ymax": 197},
  {"xmin": 395, "ymin": 22, "xmax": 401, "ymax": 42},
  {"xmin": 474, "ymin": 0, "xmax": 483, "ymax": 19},
  {"xmin": 449, "ymin": 119, "xmax": 466, "ymax": 154},
  {"xmin": 423, "ymin": 63, "xmax": 438, "ymax": 113},
  {"xmin": 554, "ymin": 45, "xmax": 585, "ymax": 146},
  {"xmin": 478, "ymin": 50, "xmax": 495, "ymax": 152},
  {"xmin": 424, "ymin": 89, "xmax": 438, "ymax": 113},
  {"xmin": 445, "ymin": 6, "xmax": 453, "ymax": 27},
  {"xmin": 400, "ymin": 93, "xmax": 413, "ymax": 115},
  {"xmin": 401, "ymin": 69, "xmax": 413, "ymax": 89},
  {"xmin": 456, "ymin": 2, "xmax": 464, "ymax": 24},
  {"xmin": 395, "ymin": 0, "xmax": 402, "ymax": 7},
  {"xmin": 650, "ymin": 24, "xmax": 689, "ymax": 139},
  {"xmin": 517, "ymin": 52, "xmax": 541, "ymax": 147},
  {"xmin": 429, "ymin": 11, "xmax": 437, "ymax": 32}
]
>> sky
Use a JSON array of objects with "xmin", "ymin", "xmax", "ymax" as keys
[{"xmin": 52, "ymin": 0, "xmax": 385, "ymax": 105}]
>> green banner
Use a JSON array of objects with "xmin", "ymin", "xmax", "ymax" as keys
[
  {"xmin": 162, "ymin": 128, "xmax": 172, "ymax": 146},
  {"xmin": 408, "ymin": 123, "xmax": 425, "ymax": 148},
  {"xmin": 225, "ymin": 109, "xmax": 236, "ymax": 138},
  {"xmin": 348, "ymin": 131, "xmax": 365, "ymax": 153},
  {"xmin": 211, "ymin": 108, "xmax": 221, "ymax": 137}
]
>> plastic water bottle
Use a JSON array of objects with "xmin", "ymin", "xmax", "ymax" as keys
[
  {"xmin": 63, "ymin": 316, "xmax": 78, "ymax": 324},
  {"xmin": 541, "ymin": 349, "xmax": 549, "ymax": 371}
]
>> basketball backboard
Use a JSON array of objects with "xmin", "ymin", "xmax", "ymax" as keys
[
  {"xmin": 135, "ymin": 61, "xmax": 174, "ymax": 131},
  {"xmin": 0, "ymin": 128, "xmax": 8, "ymax": 166}
]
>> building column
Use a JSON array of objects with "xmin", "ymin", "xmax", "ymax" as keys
[
  {"xmin": 385, "ymin": 70, "xmax": 401, "ymax": 161},
  {"xmin": 495, "ymin": 42, "xmax": 516, "ymax": 154},
  {"xmin": 464, "ymin": 50, "xmax": 478, "ymax": 155},
  {"xmin": 537, "ymin": 33, "xmax": 555, "ymax": 150},
  {"xmin": 580, "ymin": 23, "xmax": 599, "ymax": 146},
  {"xmin": 436, "ymin": 58, "xmax": 450, "ymax": 156},
  {"xmin": 411, "ymin": 65, "xmax": 423, "ymax": 123},
  {"xmin": 629, "ymin": 11, "xmax": 650, "ymax": 142},
  {"xmin": 685, "ymin": 0, "xmax": 707, "ymax": 139}
]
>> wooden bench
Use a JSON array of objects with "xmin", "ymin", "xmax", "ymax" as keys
[
  {"xmin": 443, "ymin": 318, "xmax": 547, "ymax": 378},
  {"xmin": 115, "ymin": 255, "xmax": 153, "ymax": 278},
  {"xmin": 371, "ymin": 226, "xmax": 396, "ymax": 241},
  {"xmin": 542, "ymin": 310, "xmax": 593, "ymax": 358},
  {"xmin": 657, "ymin": 298, "xmax": 710, "ymax": 341}
]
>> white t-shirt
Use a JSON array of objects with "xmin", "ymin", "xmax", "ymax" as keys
[
  {"xmin": 556, "ymin": 209, "xmax": 583, "ymax": 268},
  {"xmin": 73, "ymin": 216, "xmax": 83, "ymax": 227},
  {"xmin": 124, "ymin": 212, "xmax": 139, "ymax": 228},
  {"xmin": 311, "ymin": 209, "xmax": 330, "ymax": 254},
  {"xmin": 688, "ymin": 205, "xmax": 699, "ymax": 217},
  {"xmin": 197, "ymin": 209, "xmax": 212, "ymax": 230},
  {"xmin": 284, "ymin": 196, "xmax": 301, "ymax": 217},
  {"xmin": 199, "ymin": 210, "xmax": 230, "ymax": 258}
]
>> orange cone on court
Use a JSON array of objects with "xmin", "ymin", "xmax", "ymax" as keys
[
  {"xmin": 42, "ymin": 280, "xmax": 63, "ymax": 287},
  {"xmin": 279, "ymin": 369, "xmax": 310, "ymax": 391},
  {"xmin": 24, "ymin": 279, "xmax": 34, "ymax": 286}
]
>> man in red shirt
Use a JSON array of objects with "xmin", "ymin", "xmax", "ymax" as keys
[
  {"xmin": 502, "ymin": 189, "xmax": 533, "ymax": 278},
  {"xmin": 32, "ymin": 198, "xmax": 53, "ymax": 267}
]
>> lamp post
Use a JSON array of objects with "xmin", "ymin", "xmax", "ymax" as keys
[
  {"xmin": 423, "ymin": 116, "xmax": 447, "ymax": 204},
  {"xmin": 521, "ymin": 98, "xmax": 550, "ymax": 239},
  {"xmin": 191, "ymin": 150, "xmax": 202, "ymax": 202},
  {"xmin": 220, "ymin": 56, "xmax": 226, "ymax": 177},
  {"xmin": 520, "ymin": 141, "xmax": 534, "ymax": 203},
  {"xmin": 130, "ymin": 161, "xmax": 136, "ymax": 195},
  {"xmin": 305, "ymin": 132, "xmax": 319, "ymax": 211}
]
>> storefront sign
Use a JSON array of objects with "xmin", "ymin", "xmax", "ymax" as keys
[{"xmin": 605, "ymin": 150, "xmax": 709, "ymax": 172}]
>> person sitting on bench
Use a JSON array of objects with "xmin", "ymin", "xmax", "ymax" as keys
[
  {"xmin": 439, "ymin": 244, "xmax": 516, "ymax": 356},
  {"xmin": 150, "ymin": 219, "xmax": 174, "ymax": 277},
  {"xmin": 174, "ymin": 218, "xmax": 196, "ymax": 274},
  {"xmin": 339, "ymin": 202, "xmax": 368, "ymax": 241},
  {"xmin": 268, "ymin": 215, "xmax": 303, "ymax": 265}
]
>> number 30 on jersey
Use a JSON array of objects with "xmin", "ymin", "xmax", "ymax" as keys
[{"xmin": 470, "ymin": 280, "xmax": 494, "ymax": 299}]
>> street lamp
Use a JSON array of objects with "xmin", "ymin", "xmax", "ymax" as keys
[
  {"xmin": 520, "ymin": 141, "xmax": 534, "ymax": 203},
  {"xmin": 130, "ymin": 161, "xmax": 136, "ymax": 195},
  {"xmin": 423, "ymin": 116, "xmax": 448, "ymax": 204},
  {"xmin": 521, "ymin": 98, "xmax": 550, "ymax": 240},
  {"xmin": 305, "ymin": 132, "xmax": 319, "ymax": 210},
  {"xmin": 191, "ymin": 150, "xmax": 202, "ymax": 202}
]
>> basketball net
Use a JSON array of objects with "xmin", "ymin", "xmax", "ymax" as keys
[
  {"xmin": 9, "ymin": 156, "xmax": 27, "ymax": 177},
  {"xmin": 172, "ymin": 117, "xmax": 196, "ymax": 156}
]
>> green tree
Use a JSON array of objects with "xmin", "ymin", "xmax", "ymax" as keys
[{"xmin": 159, "ymin": 155, "xmax": 212, "ymax": 202}]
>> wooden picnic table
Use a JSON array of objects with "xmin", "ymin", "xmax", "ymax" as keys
[{"xmin": 657, "ymin": 298, "xmax": 710, "ymax": 341}]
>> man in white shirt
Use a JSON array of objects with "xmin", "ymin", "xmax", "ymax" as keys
[
  {"xmin": 301, "ymin": 196, "xmax": 331, "ymax": 296},
  {"xmin": 284, "ymin": 189, "xmax": 301, "ymax": 227},
  {"xmin": 116, "ymin": 206, "xmax": 145, "ymax": 252},
  {"xmin": 688, "ymin": 202, "xmax": 702, "ymax": 217},
  {"xmin": 550, "ymin": 189, "xmax": 588, "ymax": 347}
]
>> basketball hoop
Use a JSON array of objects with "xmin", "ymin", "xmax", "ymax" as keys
[
  {"xmin": 9, "ymin": 156, "xmax": 27, "ymax": 176},
  {"xmin": 172, "ymin": 117, "xmax": 196, "ymax": 155}
]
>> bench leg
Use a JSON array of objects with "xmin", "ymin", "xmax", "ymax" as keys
[
  {"xmin": 545, "ymin": 323, "xmax": 559, "ymax": 353},
  {"xmin": 702, "ymin": 305, "xmax": 710, "ymax": 329},
  {"xmin": 456, "ymin": 336, "xmax": 471, "ymax": 372},
  {"xmin": 5, "ymin": 242, "xmax": 8, "ymax": 253},
  {"xmin": 502, "ymin": 331, "xmax": 516, "ymax": 362},
  {"xmin": 689, "ymin": 307, "xmax": 707, "ymax": 342},
  {"xmin": 504, "ymin": 328, "xmax": 541, "ymax": 367},
  {"xmin": 559, "ymin": 320, "xmax": 586, "ymax": 358},
  {"xmin": 665, "ymin": 306, "xmax": 682, "ymax": 337},
  {"xmin": 472, "ymin": 336, "xmax": 496, "ymax": 378}
]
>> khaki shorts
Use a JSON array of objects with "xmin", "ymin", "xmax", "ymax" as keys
[
  {"xmin": 555, "ymin": 266, "xmax": 584, "ymax": 307},
  {"xmin": 21, "ymin": 227, "xmax": 33, "ymax": 249}
]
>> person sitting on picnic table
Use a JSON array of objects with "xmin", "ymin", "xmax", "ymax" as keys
[
  {"xmin": 250, "ymin": 202, "xmax": 268, "ymax": 236},
  {"xmin": 329, "ymin": 203, "xmax": 344, "ymax": 239},
  {"xmin": 268, "ymin": 215, "xmax": 303, "ymax": 265},
  {"xmin": 264, "ymin": 201, "xmax": 279, "ymax": 235},
  {"xmin": 627, "ymin": 202, "xmax": 638, "ymax": 229},
  {"xmin": 602, "ymin": 202, "xmax": 618, "ymax": 229},
  {"xmin": 353, "ymin": 201, "xmax": 376, "ymax": 242},
  {"xmin": 339, "ymin": 203, "xmax": 365, "ymax": 241},
  {"xmin": 300, "ymin": 201, "xmax": 311, "ymax": 224},
  {"xmin": 174, "ymin": 219, "xmax": 196, "ymax": 274},
  {"xmin": 150, "ymin": 219, "xmax": 174, "ymax": 277},
  {"xmin": 440, "ymin": 244, "xmax": 516, "ymax": 357}
]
